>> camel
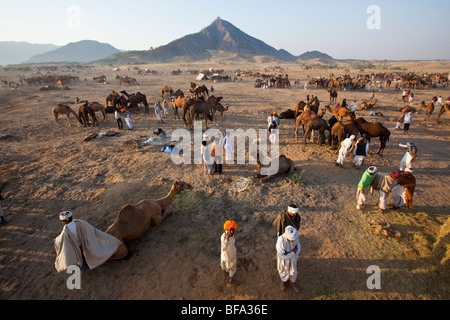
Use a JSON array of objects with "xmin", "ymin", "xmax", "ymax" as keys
[
  {"xmin": 361, "ymin": 99, "xmax": 377, "ymax": 110},
  {"xmin": 325, "ymin": 104, "xmax": 351, "ymax": 121},
  {"xmin": 78, "ymin": 101, "xmax": 98, "ymax": 127},
  {"xmin": 328, "ymin": 89, "xmax": 338, "ymax": 104},
  {"xmin": 279, "ymin": 109, "xmax": 296, "ymax": 119},
  {"xmin": 417, "ymin": 101, "xmax": 435, "ymax": 121},
  {"xmin": 121, "ymin": 90, "xmax": 149, "ymax": 113},
  {"xmin": 211, "ymin": 103, "xmax": 229, "ymax": 121},
  {"xmin": 330, "ymin": 120, "xmax": 359, "ymax": 151},
  {"xmin": 294, "ymin": 101, "xmax": 307, "ymax": 119},
  {"xmin": 105, "ymin": 180, "xmax": 192, "ymax": 260},
  {"xmin": 309, "ymin": 95, "xmax": 320, "ymax": 115},
  {"xmin": 349, "ymin": 112, "xmax": 390, "ymax": 156},
  {"xmin": 436, "ymin": 103, "xmax": 450, "ymax": 123},
  {"xmin": 294, "ymin": 108, "xmax": 319, "ymax": 141},
  {"xmin": 161, "ymin": 86, "xmax": 173, "ymax": 100},
  {"xmin": 255, "ymin": 155, "xmax": 296, "ymax": 183},
  {"xmin": 189, "ymin": 84, "xmax": 209, "ymax": 99},
  {"xmin": 188, "ymin": 95, "xmax": 221, "ymax": 129},
  {"xmin": 52, "ymin": 104, "xmax": 81, "ymax": 127},
  {"xmin": 105, "ymin": 91, "xmax": 120, "ymax": 108},
  {"xmin": 303, "ymin": 116, "xmax": 331, "ymax": 146},
  {"xmin": 88, "ymin": 101, "xmax": 107, "ymax": 122}
]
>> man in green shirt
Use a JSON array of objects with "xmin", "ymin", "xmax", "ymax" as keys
[{"xmin": 356, "ymin": 166, "xmax": 377, "ymax": 210}]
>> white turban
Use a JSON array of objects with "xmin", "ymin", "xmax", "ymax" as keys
[
  {"xmin": 350, "ymin": 135, "xmax": 356, "ymax": 140},
  {"xmin": 284, "ymin": 226, "xmax": 298, "ymax": 241},
  {"xmin": 367, "ymin": 166, "xmax": 377, "ymax": 174},
  {"xmin": 287, "ymin": 206, "xmax": 299, "ymax": 214},
  {"xmin": 59, "ymin": 211, "xmax": 73, "ymax": 221}
]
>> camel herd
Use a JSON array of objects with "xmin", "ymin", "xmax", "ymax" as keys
[{"xmin": 52, "ymin": 82, "xmax": 231, "ymax": 130}]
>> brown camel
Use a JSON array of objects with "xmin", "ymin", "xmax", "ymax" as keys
[
  {"xmin": 105, "ymin": 91, "xmax": 119, "ymax": 107},
  {"xmin": 349, "ymin": 112, "xmax": 390, "ymax": 156},
  {"xmin": 255, "ymin": 155, "xmax": 296, "ymax": 183},
  {"xmin": 303, "ymin": 116, "xmax": 331, "ymax": 146},
  {"xmin": 188, "ymin": 95, "xmax": 221, "ymax": 129},
  {"xmin": 436, "ymin": 103, "xmax": 450, "ymax": 123},
  {"xmin": 295, "ymin": 108, "xmax": 316, "ymax": 141},
  {"xmin": 328, "ymin": 89, "xmax": 338, "ymax": 104},
  {"xmin": 417, "ymin": 101, "xmax": 434, "ymax": 121},
  {"xmin": 105, "ymin": 180, "xmax": 192, "ymax": 260},
  {"xmin": 88, "ymin": 101, "xmax": 107, "ymax": 122},
  {"xmin": 172, "ymin": 95, "xmax": 194, "ymax": 121},
  {"xmin": 361, "ymin": 99, "xmax": 377, "ymax": 110},
  {"xmin": 52, "ymin": 104, "xmax": 81, "ymax": 127},
  {"xmin": 161, "ymin": 86, "xmax": 173, "ymax": 100},
  {"xmin": 78, "ymin": 101, "xmax": 98, "ymax": 127},
  {"xmin": 330, "ymin": 120, "xmax": 359, "ymax": 151},
  {"xmin": 294, "ymin": 101, "xmax": 307, "ymax": 119},
  {"xmin": 212, "ymin": 103, "xmax": 229, "ymax": 121},
  {"xmin": 325, "ymin": 104, "xmax": 351, "ymax": 121},
  {"xmin": 309, "ymin": 95, "xmax": 320, "ymax": 114},
  {"xmin": 121, "ymin": 90, "xmax": 149, "ymax": 113}
]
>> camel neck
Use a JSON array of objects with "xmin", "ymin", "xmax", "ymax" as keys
[{"xmin": 155, "ymin": 186, "xmax": 178, "ymax": 209}]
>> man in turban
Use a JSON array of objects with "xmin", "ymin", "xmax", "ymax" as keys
[
  {"xmin": 221, "ymin": 220, "xmax": 238, "ymax": 285},
  {"xmin": 336, "ymin": 135, "xmax": 356, "ymax": 168},
  {"xmin": 273, "ymin": 204, "xmax": 301, "ymax": 237},
  {"xmin": 356, "ymin": 166, "xmax": 377, "ymax": 210},
  {"xmin": 276, "ymin": 226, "xmax": 301, "ymax": 293},
  {"xmin": 370, "ymin": 170, "xmax": 401, "ymax": 213},
  {"xmin": 54, "ymin": 211, "xmax": 121, "ymax": 273}
]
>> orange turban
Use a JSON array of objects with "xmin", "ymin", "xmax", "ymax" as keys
[{"xmin": 223, "ymin": 220, "xmax": 237, "ymax": 231}]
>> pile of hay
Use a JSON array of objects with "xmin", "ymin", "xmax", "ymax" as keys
[
  {"xmin": 172, "ymin": 190, "xmax": 210, "ymax": 214},
  {"xmin": 431, "ymin": 218, "xmax": 450, "ymax": 281}
]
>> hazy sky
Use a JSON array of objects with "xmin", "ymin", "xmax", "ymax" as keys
[{"xmin": 1, "ymin": 0, "xmax": 449, "ymax": 60}]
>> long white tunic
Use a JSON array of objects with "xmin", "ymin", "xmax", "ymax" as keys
[
  {"xmin": 221, "ymin": 232, "xmax": 236, "ymax": 277},
  {"xmin": 276, "ymin": 233, "xmax": 301, "ymax": 282}
]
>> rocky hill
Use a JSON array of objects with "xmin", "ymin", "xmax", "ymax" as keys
[
  {"xmin": 98, "ymin": 17, "xmax": 331, "ymax": 64},
  {"xmin": 0, "ymin": 41, "xmax": 60, "ymax": 65},
  {"xmin": 27, "ymin": 40, "xmax": 121, "ymax": 63}
]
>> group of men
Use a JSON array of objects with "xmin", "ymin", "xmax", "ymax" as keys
[
  {"xmin": 221, "ymin": 204, "xmax": 302, "ymax": 293},
  {"xmin": 356, "ymin": 165, "xmax": 416, "ymax": 213}
]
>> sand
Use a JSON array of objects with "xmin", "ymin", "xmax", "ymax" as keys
[{"xmin": 0, "ymin": 60, "xmax": 449, "ymax": 300}]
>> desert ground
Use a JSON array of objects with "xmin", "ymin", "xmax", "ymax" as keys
[{"xmin": 0, "ymin": 60, "xmax": 449, "ymax": 301}]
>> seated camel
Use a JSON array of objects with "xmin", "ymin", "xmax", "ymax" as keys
[
  {"xmin": 325, "ymin": 104, "xmax": 351, "ymax": 121},
  {"xmin": 105, "ymin": 180, "xmax": 192, "ymax": 260},
  {"xmin": 255, "ymin": 155, "xmax": 296, "ymax": 183}
]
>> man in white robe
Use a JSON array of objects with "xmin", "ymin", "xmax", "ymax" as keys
[
  {"xmin": 223, "ymin": 133, "xmax": 234, "ymax": 163},
  {"xmin": 276, "ymin": 225, "xmax": 301, "ymax": 293},
  {"xmin": 54, "ymin": 211, "xmax": 121, "ymax": 273},
  {"xmin": 221, "ymin": 220, "xmax": 238, "ymax": 285},
  {"xmin": 336, "ymin": 135, "xmax": 356, "ymax": 167}
]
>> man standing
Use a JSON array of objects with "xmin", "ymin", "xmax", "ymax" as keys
[
  {"xmin": 397, "ymin": 140, "xmax": 417, "ymax": 172},
  {"xmin": 54, "ymin": 211, "xmax": 121, "ymax": 273},
  {"xmin": 370, "ymin": 171, "xmax": 401, "ymax": 213},
  {"xmin": 352, "ymin": 136, "xmax": 370, "ymax": 169},
  {"xmin": 276, "ymin": 226, "xmax": 301, "ymax": 293},
  {"xmin": 356, "ymin": 166, "xmax": 377, "ymax": 210},
  {"xmin": 273, "ymin": 204, "xmax": 301, "ymax": 237},
  {"xmin": 114, "ymin": 108, "xmax": 123, "ymax": 130},
  {"xmin": 154, "ymin": 101, "xmax": 164, "ymax": 124},
  {"xmin": 336, "ymin": 135, "xmax": 356, "ymax": 168},
  {"xmin": 221, "ymin": 220, "xmax": 238, "ymax": 285}
]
